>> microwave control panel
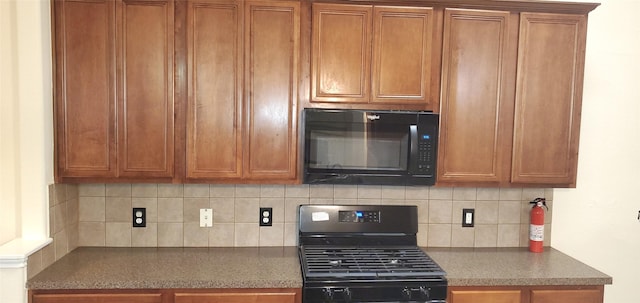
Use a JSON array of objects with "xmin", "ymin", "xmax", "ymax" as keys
[{"xmin": 416, "ymin": 133, "xmax": 435, "ymax": 174}]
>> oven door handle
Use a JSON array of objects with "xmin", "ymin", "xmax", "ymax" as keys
[{"xmin": 409, "ymin": 124, "xmax": 418, "ymax": 173}]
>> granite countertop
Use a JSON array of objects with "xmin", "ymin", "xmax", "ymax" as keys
[
  {"xmin": 27, "ymin": 247, "xmax": 303, "ymax": 289},
  {"xmin": 27, "ymin": 246, "xmax": 612, "ymax": 290},
  {"xmin": 425, "ymin": 247, "xmax": 612, "ymax": 286}
]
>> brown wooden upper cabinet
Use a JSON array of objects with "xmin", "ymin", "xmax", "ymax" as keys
[
  {"xmin": 310, "ymin": 3, "xmax": 438, "ymax": 110},
  {"xmin": 53, "ymin": 0, "xmax": 298, "ymax": 183},
  {"xmin": 185, "ymin": 0, "xmax": 299, "ymax": 182},
  {"xmin": 437, "ymin": 8, "xmax": 589, "ymax": 187},
  {"xmin": 53, "ymin": 0, "xmax": 597, "ymax": 185},
  {"xmin": 54, "ymin": 0, "xmax": 175, "ymax": 182},
  {"xmin": 511, "ymin": 13, "xmax": 587, "ymax": 185}
]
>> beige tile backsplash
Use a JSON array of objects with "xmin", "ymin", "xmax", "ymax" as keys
[
  {"xmin": 72, "ymin": 184, "xmax": 552, "ymax": 248},
  {"xmin": 28, "ymin": 184, "xmax": 79, "ymax": 279},
  {"xmin": 22, "ymin": 182, "xmax": 555, "ymax": 277}
]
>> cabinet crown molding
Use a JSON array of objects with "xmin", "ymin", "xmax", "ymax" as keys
[{"xmin": 311, "ymin": 0, "xmax": 600, "ymax": 14}]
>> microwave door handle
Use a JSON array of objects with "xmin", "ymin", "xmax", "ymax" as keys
[{"xmin": 409, "ymin": 125, "xmax": 418, "ymax": 173}]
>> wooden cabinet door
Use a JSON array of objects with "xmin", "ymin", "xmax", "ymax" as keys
[
  {"xmin": 54, "ymin": 0, "xmax": 117, "ymax": 178},
  {"xmin": 437, "ymin": 9, "xmax": 516, "ymax": 185},
  {"xmin": 530, "ymin": 289, "xmax": 603, "ymax": 303},
  {"xmin": 511, "ymin": 13, "xmax": 587, "ymax": 185},
  {"xmin": 449, "ymin": 289, "xmax": 522, "ymax": 303},
  {"xmin": 117, "ymin": 0, "xmax": 175, "ymax": 178},
  {"xmin": 186, "ymin": 0, "xmax": 243, "ymax": 179},
  {"xmin": 311, "ymin": 3, "xmax": 372, "ymax": 103},
  {"xmin": 54, "ymin": 0, "xmax": 174, "ymax": 180},
  {"xmin": 32, "ymin": 293, "xmax": 163, "ymax": 303},
  {"xmin": 311, "ymin": 4, "xmax": 437, "ymax": 108},
  {"xmin": 243, "ymin": 0, "xmax": 299, "ymax": 180},
  {"xmin": 371, "ymin": 6, "xmax": 435, "ymax": 107},
  {"xmin": 175, "ymin": 292, "xmax": 298, "ymax": 303}
]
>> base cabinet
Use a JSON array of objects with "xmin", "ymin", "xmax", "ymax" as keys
[
  {"xmin": 31, "ymin": 289, "xmax": 301, "ymax": 303},
  {"xmin": 530, "ymin": 289, "xmax": 604, "ymax": 303},
  {"xmin": 31, "ymin": 292, "xmax": 165, "ymax": 303},
  {"xmin": 174, "ymin": 291, "xmax": 298, "ymax": 303},
  {"xmin": 448, "ymin": 286, "xmax": 604, "ymax": 303},
  {"xmin": 449, "ymin": 289, "xmax": 522, "ymax": 303}
]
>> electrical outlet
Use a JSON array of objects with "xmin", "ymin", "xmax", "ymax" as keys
[
  {"xmin": 133, "ymin": 208, "xmax": 146, "ymax": 228},
  {"xmin": 200, "ymin": 208, "xmax": 213, "ymax": 227},
  {"xmin": 260, "ymin": 207, "xmax": 273, "ymax": 226},
  {"xmin": 462, "ymin": 208, "xmax": 474, "ymax": 227}
]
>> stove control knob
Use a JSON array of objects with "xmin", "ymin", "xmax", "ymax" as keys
[
  {"xmin": 419, "ymin": 286, "xmax": 430, "ymax": 299},
  {"xmin": 341, "ymin": 287, "xmax": 352, "ymax": 302},
  {"xmin": 402, "ymin": 287, "xmax": 412, "ymax": 300},
  {"xmin": 322, "ymin": 288, "xmax": 334, "ymax": 302}
]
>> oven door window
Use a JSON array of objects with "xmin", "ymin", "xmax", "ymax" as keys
[{"xmin": 308, "ymin": 122, "xmax": 409, "ymax": 172}]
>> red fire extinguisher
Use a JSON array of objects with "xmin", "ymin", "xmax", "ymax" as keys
[{"xmin": 529, "ymin": 198, "xmax": 548, "ymax": 253}]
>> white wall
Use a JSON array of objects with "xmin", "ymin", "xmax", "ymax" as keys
[
  {"xmin": 0, "ymin": 1, "xmax": 53, "ymax": 302},
  {"xmin": 0, "ymin": 0, "xmax": 53, "ymax": 244},
  {"xmin": 551, "ymin": 1, "xmax": 640, "ymax": 303},
  {"xmin": 0, "ymin": 0, "xmax": 20, "ymax": 246}
]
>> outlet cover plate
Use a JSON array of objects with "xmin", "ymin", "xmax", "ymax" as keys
[
  {"xmin": 133, "ymin": 208, "xmax": 146, "ymax": 228},
  {"xmin": 260, "ymin": 207, "xmax": 273, "ymax": 227}
]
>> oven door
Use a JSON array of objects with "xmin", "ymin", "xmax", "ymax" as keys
[{"xmin": 303, "ymin": 280, "xmax": 447, "ymax": 303}]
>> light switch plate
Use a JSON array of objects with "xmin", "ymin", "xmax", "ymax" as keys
[
  {"xmin": 200, "ymin": 208, "xmax": 213, "ymax": 227},
  {"xmin": 462, "ymin": 208, "xmax": 474, "ymax": 227}
]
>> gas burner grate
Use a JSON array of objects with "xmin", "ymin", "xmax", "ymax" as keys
[{"xmin": 301, "ymin": 246, "xmax": 446, "ymax": 279}]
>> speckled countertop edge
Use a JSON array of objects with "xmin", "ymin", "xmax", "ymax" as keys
[
  {"xmin": 424, "ymin": 247, "xmax": 613, "ymax": 286},
  {"xmin": 28, "ymin": 246, "xmax": 612, "ymax": 290}
]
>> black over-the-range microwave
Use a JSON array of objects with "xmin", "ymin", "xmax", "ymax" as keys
[{"xmin": 303, "ymin": 108, "xmax": 439, "ymax": 186}]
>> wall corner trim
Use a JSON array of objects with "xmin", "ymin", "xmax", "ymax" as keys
[{"xmin": 0, "ymin": 238, "xmax": 52, "ymax": 268}]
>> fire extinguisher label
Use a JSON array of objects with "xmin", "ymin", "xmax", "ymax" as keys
[{"xmin": 530, "ymin": 224, "xmax": 544, "ymax": 241}]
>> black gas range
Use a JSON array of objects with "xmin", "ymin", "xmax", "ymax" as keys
[{"xmin": 298, "ymin": 205, "xmax": 447, "ymax": 303}]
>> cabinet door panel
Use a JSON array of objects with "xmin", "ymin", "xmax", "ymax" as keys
[
  {"xmin": 175, "ymin": 292, "xmax": 297, "ymax": 303},
  {"xmin": 512, "ymin": 13, "xmax": 586, "ymax": 185},
  {"xmin": 449, "ymin": 290, "xmax": 522, "ymax": 303},
  {"xmin": 118, "ymin": 0, "xmax": 174, "ymax": 177},
  {"xmin": 186, "ymin": 0, "xmax": 243, "ymax": 179},
  {"xmin": 372, "ymin": 6, "xmax": 433, "ymax": 105},
  {"xmin": 32, "ymin": 293, "xmax": 162, "ymax": 303},
  {"xmin": 311, "ymin": 3, "xmax": 371, "ymax": 103},
  {"xmin": 438, "ymin": 9, "xmax": 515, "ymax": 184},
  {"xmin": 55, "ymin": 0, "xmax": 116, "ymax": 177},
  {"xmin": 244, "ymin": 1, "xmax": 299, "ymax": 179},
  {"xmin": 530, "ymin": 289, "xmax": 603, "ymax": 303}
]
